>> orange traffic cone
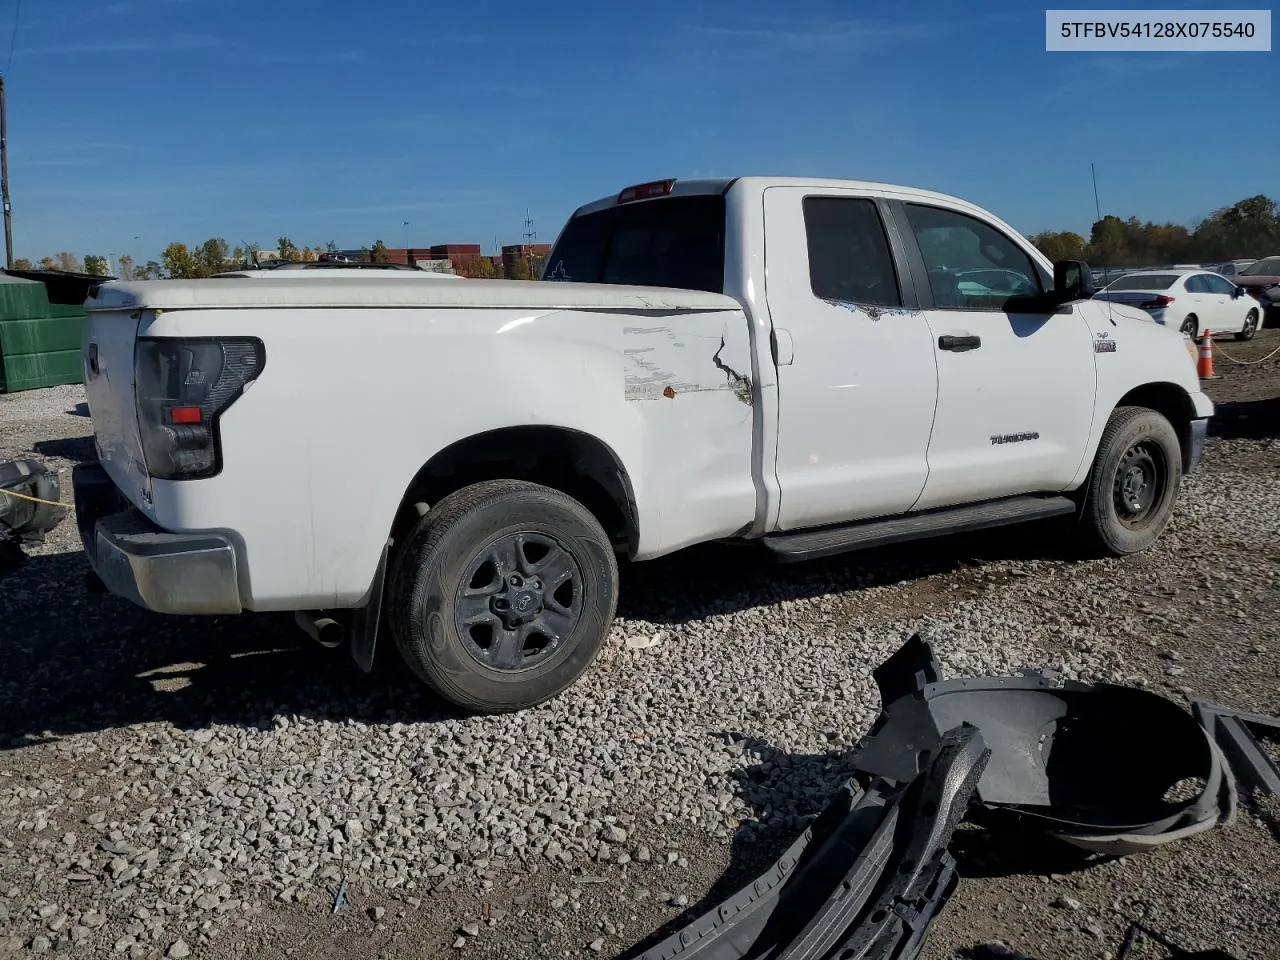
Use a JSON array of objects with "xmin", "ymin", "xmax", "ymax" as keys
[{"xmin": 1197, "ymin": 329, "xmax": 1218, "ymax": 380}]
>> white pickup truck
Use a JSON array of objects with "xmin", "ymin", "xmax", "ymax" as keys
[{"xmin": 72, "ymin": 176, "xmax": 1213, "ymax": 712}]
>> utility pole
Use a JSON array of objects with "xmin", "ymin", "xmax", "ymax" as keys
[{"xmin": 1, "ymin": 76, "xmax": 12, "ymax": 269}]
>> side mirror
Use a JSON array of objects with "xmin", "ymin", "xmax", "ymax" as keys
[
  {"xmin": 1053, "ymin": 260, "xmax": 1095, "ymax": 304},
  {"xmin": 1234, "ymin": 285, "xmax": 1247, "ymax": 299}
]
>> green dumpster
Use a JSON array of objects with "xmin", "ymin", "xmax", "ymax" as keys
[{"xmin": 0, "ymin": 270, "xmax": 107, "ymax": 393}]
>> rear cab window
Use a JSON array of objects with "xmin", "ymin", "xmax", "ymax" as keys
[{"xmin": 543, "ymin": 195, "xmax": 726, "ymax": 293}]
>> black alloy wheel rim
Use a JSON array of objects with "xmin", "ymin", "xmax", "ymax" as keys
[
  {"xmin": 1113, "ymin": 440, "xmax": 1166, "ymax": 528},
  {"xmin": 453, "ymin": 532, "xmax": 585, "ymax": 672}
]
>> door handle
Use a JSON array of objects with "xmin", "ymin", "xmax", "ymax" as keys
[{"xmin": 938, "ymin": 335, "xmax": 981, "ymax": 352}]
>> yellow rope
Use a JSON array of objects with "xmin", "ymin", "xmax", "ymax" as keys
[
  {"xmin": 0, "ymin": 486, "xmax": 70, "ymax": 509},
  {"xmin": 1212, "ymin": 340, "xmax": 1280, "ymax": 366}
]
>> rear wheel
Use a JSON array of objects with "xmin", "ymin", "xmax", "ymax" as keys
[
  {"xmin": 1179, "ymin": 314, "xmax": 1199, "ymax": 337},
  {"xmin": 1079, "ymin": 406, "xmax": 1182, "ymax": 557},
  {"xmin": 1236, "ymin": 308, "xmax": 1259, "ymax": 342},
  {"xmin": 387, "ymin": 479, "xmax": 619, "ymax": 713}
]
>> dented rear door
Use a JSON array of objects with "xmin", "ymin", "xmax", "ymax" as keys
[{"xmin": 762, "ymin": 186, "xmax": 939, "ymax": 530}]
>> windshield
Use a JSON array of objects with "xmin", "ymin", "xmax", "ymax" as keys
[
  {"xmin": 1241, "ymin": 257, "xmax": 1280, "ymax": 276},
  {"xmin": 542, "ymin": 195, "xmax": 726, "ymax": 293},
  {"xmin": 1103, "ymin": 274, "xmax": 1179, "ymax": 291}
]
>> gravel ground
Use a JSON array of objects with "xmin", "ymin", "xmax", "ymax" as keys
[{"xmin": 2, "ymin": 331, "xmax": 1278, "ymax": 960}]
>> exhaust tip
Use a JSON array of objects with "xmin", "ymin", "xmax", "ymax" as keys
[{"xmin": 294, "ymin": 610, "xmax": 345, "ymax": 649}]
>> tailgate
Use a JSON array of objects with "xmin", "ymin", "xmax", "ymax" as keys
[{"xmin": 82, "ymin": 308, "xmax": 153, "ymax": 510}]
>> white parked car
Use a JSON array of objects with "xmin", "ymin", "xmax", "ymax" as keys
[
  {"xmin": 1094, "ymin": 269, "xmax": 1261, "ymax": 341},
  {"xmin": 71, "ymin": 176, "xmax": 1214, "ymax": 712}
]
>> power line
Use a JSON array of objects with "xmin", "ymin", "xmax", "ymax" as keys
[{"xmin": 4, "ymin": 0, "xmax": 21, "ymax": 75}]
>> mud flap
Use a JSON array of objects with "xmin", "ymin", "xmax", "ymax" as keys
[{"xmin": 349, "ymin": 538, "xmax": 391, "ymax": 673}]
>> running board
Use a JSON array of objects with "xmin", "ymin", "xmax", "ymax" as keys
[{"xmin": 763, "ymin": 495, "xmax": 1077, "ymax": 563}]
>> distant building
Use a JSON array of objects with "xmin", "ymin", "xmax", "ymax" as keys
[{"xmin": 333, "ymin": 241, "xmax": 549, "ymax": 277}]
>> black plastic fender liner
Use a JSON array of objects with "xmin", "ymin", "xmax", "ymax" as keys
[
  {"xmin": 853, "ymin": 636, "xmax": 1236, "ymax": 855},
  {"xmin": 627, "ymin": 725, "xmax": 991, "ymax": 960}
]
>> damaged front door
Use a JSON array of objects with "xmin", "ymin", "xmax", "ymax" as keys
[{"xmin": 762, "ymin": 187, "xmax": 939, "ymax": 531}]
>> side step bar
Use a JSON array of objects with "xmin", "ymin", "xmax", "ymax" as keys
[{"xmin": 763, "ymin": 495, "xmax": 1077, "ymax": 563}]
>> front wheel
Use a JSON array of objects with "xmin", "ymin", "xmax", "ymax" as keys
[
  {"xmin": 387, "ymin": 479, "xmax": 619, "ymax": 713},
  {"xmin": 1237, "ymin": 308, "xmax": 1259, "ymax": 342},
  {"xmin": 1078, "ymin": 407, "xmax": 1182, "ymax": 557},
  {"xmin": 1179, "ymin": 314, "xmax": 1199, "ymax": 337}
]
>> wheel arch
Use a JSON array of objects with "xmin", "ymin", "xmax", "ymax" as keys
[{"xmin": 391, "ymin": 425, "xmax": 640, "ymax": 559}]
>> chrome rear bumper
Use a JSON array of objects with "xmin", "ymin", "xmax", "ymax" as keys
[{"xmin": 72, "ymin": 463, "xmax": 242, "ymax": 615}]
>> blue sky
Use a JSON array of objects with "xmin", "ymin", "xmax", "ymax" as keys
[{"xmin": 4, "ymin": 0, "xmax": 1276, "ymax": 264}]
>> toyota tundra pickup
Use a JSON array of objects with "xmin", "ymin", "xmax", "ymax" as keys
[{"xmin": 72, "ymin": 176, "xmax": 1213, "ymax": 712}]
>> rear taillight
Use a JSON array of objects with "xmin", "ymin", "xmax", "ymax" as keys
[
  {"xmin": 1153, "ymin": 295, "xmax": 1175, "ymax": 307},
  {"xmin": 134, "ymin": 337, "xmax": 265, "ymax": 480}
]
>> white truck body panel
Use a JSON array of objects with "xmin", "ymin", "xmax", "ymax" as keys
[{"xmin": 84, "ymin": 286, "xmax": 757, "ymax": 609}]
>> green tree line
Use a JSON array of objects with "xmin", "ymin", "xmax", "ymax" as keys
[{"xmin": 1030, "ymin": 194, "xmax": 1279, "ymax": 267}]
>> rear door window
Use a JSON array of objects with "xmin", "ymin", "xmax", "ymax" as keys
[
  {"xmin": 802, "ymin": 197, "xmax": 903, "ymax": 307},
  {"xmin": 543, "ymin": 195, "xmax": 726, "ymax": 293}
]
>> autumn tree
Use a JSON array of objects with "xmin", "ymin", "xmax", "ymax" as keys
[
  {"xmin": 276, "ymin": 236, "xmax": 300, "ymax": 261},
  {"xmin": 136, "ymin": 260, "xmax": 163, "ymax": 280},
  {"xmin": 455, "ymin": 256, "xmax": 498, "ymax": 279},
  {"xmin": 83, "ymin": 255, "xmax": 110, "ymax": 277},
  {"xmin": 299, "ymin": 246, "xmax": 318, "ymax": 262},
  {"xmin": 12, "ymin": 257, "xmax": 31, "ymax": 270},
  {"xmin": 1192, "ymin": 195, "xmax": 1279, "ymax": 260},
  {"xmin": 370, "ymin": 240, "xmax": 389, "ymax": 263},
  {"xmin": 57, "ymin": 252, "xmax": 83, "ymax": 273},
  {"xmin": 163, "ymin": 243, "xmax": 200, "ymax": 279},
  {"xmin": 38, "ymin": 256, "xmax": 57, "ymax": 270},
  {"xmin": 505, "ymin": 255, "xmax": 535, "ymax": 281},
  {"xmin": 1030, "ymin": 231, "xmax": 1086, "ymax": 263},
  {"xmin": 196, "ymin": 238, "xmax": 230, "ymax": 276},
  {"xmin": 117, "ymin": 255, "xmax": 135, "ymax": 280}
]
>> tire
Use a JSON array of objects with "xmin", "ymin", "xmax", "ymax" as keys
[
  {"xmin": 387, "ymin": 479, "xmax": 619, "ymax": 713},
  {"xmin": 1179, "ymin": 314, "xmax": 1198, "ymax": 337},
  {"xmin": 1078, "ymin": 406, "xmax": 1182, "ymax": 557},
  {"xmin": 1236, "ymin": 308, "xmax": 1259, "ymax": 342}
]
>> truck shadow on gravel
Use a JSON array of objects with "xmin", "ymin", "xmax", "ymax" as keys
[
  {"xmin": 617, "ymin": 518, "xmax": 1085, "ymax": 627},
  {"xmin": 1208, "ymin": 396, "xmax": 1280, "ymax": 441},
  {"xmin": 0, "ymin": 520, "xmax": 1081, "ymax": 747},
  {"xmin": 31, "ymin": 435, "xmax": 97, "ymax": 461},
  {"xmin": 617, "ymin": 736, "xmax": 1103, "ymax": 959}
]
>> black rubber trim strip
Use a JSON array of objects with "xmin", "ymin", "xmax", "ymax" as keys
[
  {"xmin": 625, "ymin": 725, "xmax": 989, "ymax": 960},
  {"xmin": 1194, "ymin": 701, "xmax": 1280, "ymax": 797}
]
